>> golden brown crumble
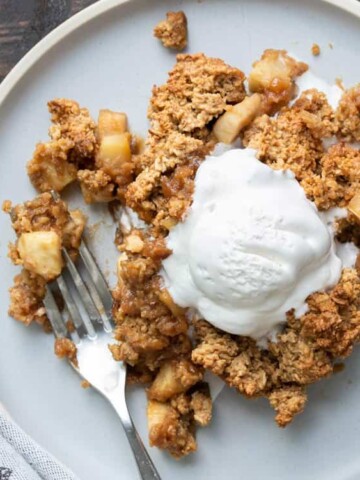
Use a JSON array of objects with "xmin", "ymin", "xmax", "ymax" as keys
[
  {"xmin": 6, "ymin": 192, "xmax": 86, "ymax": 326},
  {"xmin": 54, "ymin": 337, "xmax": 77, "ymax": 363},
  {"xmin": 154, "ymin": 11, "xmax": 188, "ymax": 51},
  {"xmin": 27, "ymin": 100, "xmax": 137, "ymax": 204},
  {"xmin": 336, "ymin": 85, "xmax": 360, "ymax": 142},
  {"xmin": 302, "ymin": 143, "xmax": 360, "ymax": 210},
  {"xmin": 269, "ymin": 387, "xmax": 307, "ymax": 427},
  {"xmin": 243, "ymin": 89, "xmax": 337, "ymax": 181},
  {"xmin": 8, "ymin": 269, "xmax": 49, "ymax": 329},
  {"xmin": 125, "ymin": 53, "xmax": 246, "ymax": 228},
  {"xmin": 147, "ymin": 380, "xmax": 212, "ymax": 458},
  {"xmin": 27, "ymin": 99, "xmax": 97, "ymax": 193}
]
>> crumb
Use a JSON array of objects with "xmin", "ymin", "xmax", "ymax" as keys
[
  {"xmin": 8, "ymin": 269, "xmax": 47, "ymax": 327},
  {"xmin": 301, "ymin": 143, "xmax": 360, "ymax": 210},
  {"xmin": 154, "ymin": 11, "xmax": 188, "ymax": 51},
  {"xmin": 269, "ymin": 387, "xmax": 307, "ymax": 427},
  {"xmin": 329, "ymin": 42, "xmax": 334, "ymax": 49},
  {"xmin": 312, "ymin": 43, "xmax": 321, "ymax": 56},
  {"xmin": 48, "ymin": 99, "xmax": 97, "ymax": 160},
  {"xmin": 2, "ymin": 200, "xmax": 12, "ymax": 213},
  {"xmin": 54, "ymin": 337, "xmax": 77, "ymax": 363},
  {"xmin": 81, "ymin": 380, "xmax": 91, "ymax": 389}
]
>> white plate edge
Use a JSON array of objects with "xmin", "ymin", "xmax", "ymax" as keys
[{"xmin": 0, "ymin": 0, "xmax": 360, "ymax": 109}]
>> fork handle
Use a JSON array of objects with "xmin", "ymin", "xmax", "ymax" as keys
[{"xmin": 110, "ymin": 395, "xmax": 161, "ymax": 480}]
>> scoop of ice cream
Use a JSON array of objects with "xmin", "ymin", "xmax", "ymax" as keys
[{"xmin": 161, "ymin": 148, "xmax": 342, "ymax": 339}]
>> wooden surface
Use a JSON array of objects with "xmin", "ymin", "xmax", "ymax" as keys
[{"xmin": 0, "ymin": 0, "xmax": 98, "ymax": 82}]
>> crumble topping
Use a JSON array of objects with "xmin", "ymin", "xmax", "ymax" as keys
[
  {"xmin": 336, "ymin": 85, "xmax": 360, "ymax": 142},
  {"xmin": 153, "ymin": 11, "xmax": 188, "ymax": 51},
  {"xmin": 243, "ymin": 90, "xmax": 332, "ymax": 181},
  {"xmin": 27, "ymin": 100, "xmax": 137, "ymax": 204},
  {"xmin": 27, "ymin": 100, "xmax": 97, "ymax": 193},
  {"xmin": 126, "ymin": 53, "xmax": 246, "ymax": 228},
  {"xmin": 302, "ymin": 143, "xmax": 360, "ymax": 210},
  {"xmin": 54, "ymin": 337, "xmax": 77, "ymax": 363},
  {"xmin": 8, "ymin": 269, "xmax": 49, "ymax": 330}
]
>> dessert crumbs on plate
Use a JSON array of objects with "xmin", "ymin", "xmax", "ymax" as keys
[
  {"xmin": 312, "ymin": 43, "xmax": 321, "ymax": 56},
  {"xmin": 153, "ymin": 11, "xmax": 188, "ymax": 51},
  {"xmin": 54, "ymin": 337, "xmax": 77, "ymax": 364},
  {"xmin": 81, "ymin": 380, "xmax": 91, "ymax": 389}
]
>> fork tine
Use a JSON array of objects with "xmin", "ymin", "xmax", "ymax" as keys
[
  {"xmin": 79, "ymin": 241, "xmax": 113, "ymax": 313},
  {"xmin": 62, "ymin": 247, "xmax": 103, "ymax": 336},
  {"xmin": 50, "ymin": 190, "xmax": 113, "ymax": 332},
  {"xmin": 55, "ymin": 275, "xmax": 94, "ymax": 338},
  {"xmin": 43, "ymin": 287, "xmax": 68, "ymax": 338},
  {"xmin": 77, "ymin": 264, "xmax": 113, "ymax": 333}
]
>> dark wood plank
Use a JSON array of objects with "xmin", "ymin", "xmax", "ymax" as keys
[{"xmin": 0, "ymin": 0, "xmax": 98, "ymax": 82}]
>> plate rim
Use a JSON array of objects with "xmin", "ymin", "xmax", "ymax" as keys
[
  {"xmin": 0, "ymin": 0, "xmax": 360, "ymax": 108},
  {"xmin": 0, "ymin": 1, "xmax": 360, "ymax": 477}
]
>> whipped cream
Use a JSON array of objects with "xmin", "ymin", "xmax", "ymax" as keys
[
  {"xmin": 161, "ymin": 149, "xmax": 342, "ymax": 339},
  {"xmin": 295, "ymin": 71, "xmax": 343, "ymax": 109}
]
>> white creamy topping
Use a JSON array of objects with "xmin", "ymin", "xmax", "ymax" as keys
[
  {"xmin": 295, "ymin": 70, "xmax": 343, "ymax": 109},
  {"xmin": 119, "ymin": 207, "xmax": 147, "ymax": 233},
  {"xmin": 335, "ymin": 241, "xmax": 359, "ymax": 269},
  {"xmin": 161, "ymin": 149, "xmax": 342, "ymax": 339}
]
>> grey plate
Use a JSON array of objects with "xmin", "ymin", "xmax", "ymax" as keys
[{"xmin": 0, "ymin": 0, "xmax": 360, "ymax": 479}]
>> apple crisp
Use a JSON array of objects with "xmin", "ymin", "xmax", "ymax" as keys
[{"xmin": 4, "ymin": 48, "xmax": 360, "ymax": 459}]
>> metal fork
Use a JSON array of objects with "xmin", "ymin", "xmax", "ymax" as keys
[{"xmin": 41, "ymin": 195, "xmax": 161, "ymax": 480}]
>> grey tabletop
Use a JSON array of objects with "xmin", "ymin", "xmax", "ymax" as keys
[{"xmin": 0, "ymin": 0, "xmax": 98, "ymax": 82}]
